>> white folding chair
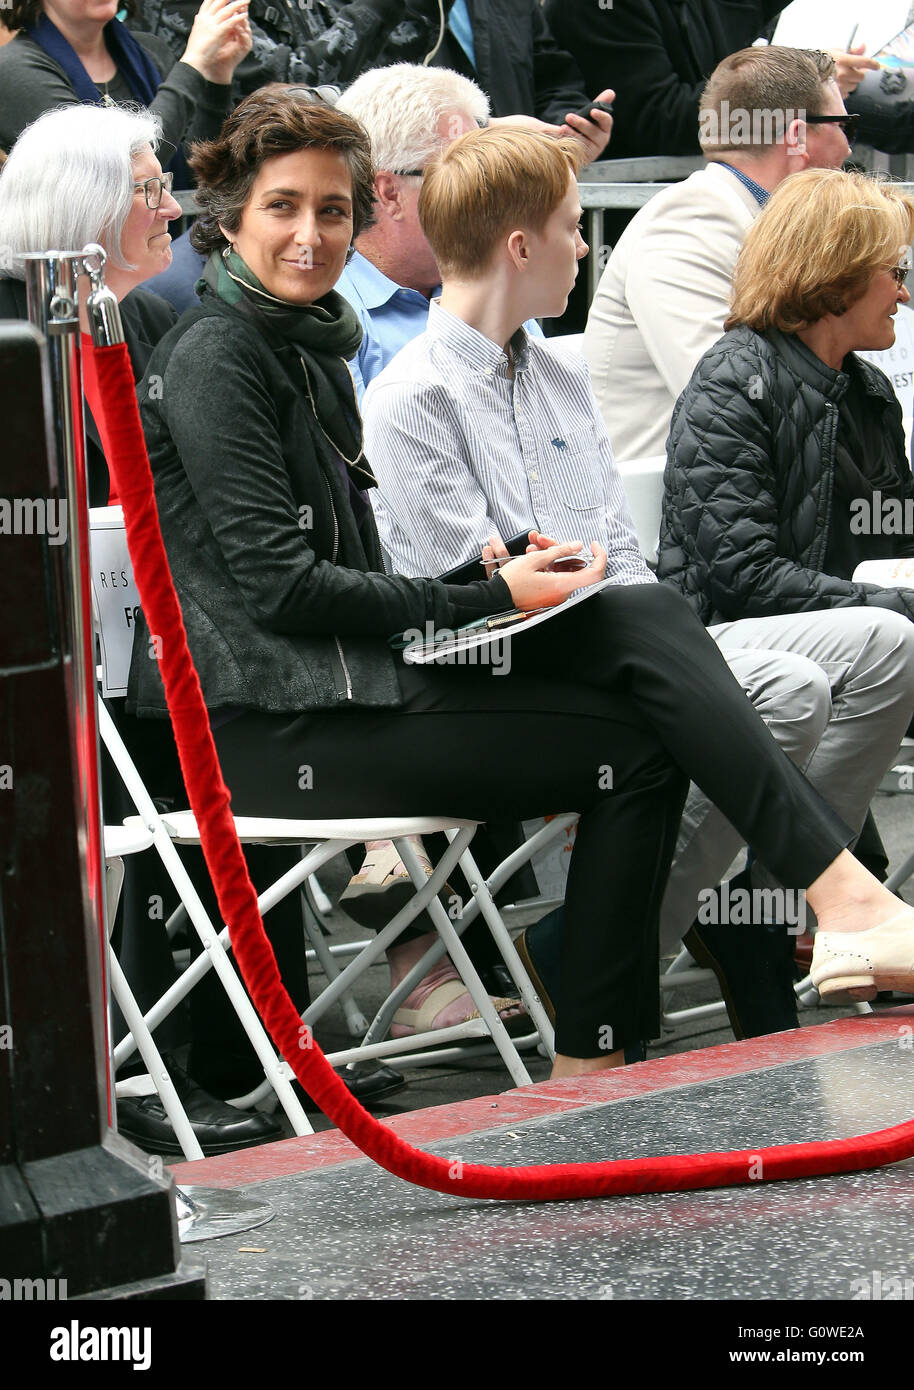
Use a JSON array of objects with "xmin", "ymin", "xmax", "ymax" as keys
[
  {"xmin": 616, "ymin": 453, "xmax": 666, "ymax": 567},
  {"xmin": 91, "ymin": 508, "xmax": 566, "ymax": 1114},
  {"xmin": 92, "ymin": 506, "xmax": 313, "ymax": 1140},
  {"xmin": 103, "ymin": 822, "xmax": 205, "ymax": 1161}
]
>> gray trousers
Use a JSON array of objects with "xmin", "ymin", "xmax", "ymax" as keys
[{"xmin": 659, "ymin": 606, "xmax": 914, "ymax": 951}]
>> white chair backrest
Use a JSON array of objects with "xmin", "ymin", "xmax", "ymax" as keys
[
  {"xmin": 858, "ymin": 302, "xmax": 914, "ymax": 467},
  {"xmin": 616, "ymin": 454, "xmax": 666, "ymax": 565},
  {"xmin": 543, "ymin": 333, "xmax": 585, "ymax": 356},
  {"xmin": 89, "ymin": 506, "xmax": 141, "ymax": 698}
]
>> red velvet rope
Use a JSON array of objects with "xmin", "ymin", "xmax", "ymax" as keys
[{"xmin": 92, "ymin": 339, "xmax": 914, "ymax": 1200}]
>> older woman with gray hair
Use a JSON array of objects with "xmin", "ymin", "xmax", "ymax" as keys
[{"xmin": 0, "ymin": 102, "xmax": 182, "ymax": 501}]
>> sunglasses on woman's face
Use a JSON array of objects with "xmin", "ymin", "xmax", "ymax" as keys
[
  {"xmin": 804, "ymin": 113, "xmax": 860, "ymax": 143},
  {"xmin": 891, "ymin": 264, "xmax": 910, "ymax": 287}
]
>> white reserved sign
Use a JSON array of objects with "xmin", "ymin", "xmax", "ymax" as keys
[{"xmin": 90, "ymin": 506, "xmax": 142, "ymax": 698}]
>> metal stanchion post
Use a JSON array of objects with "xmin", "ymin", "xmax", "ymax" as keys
[
  {"xmin": 27, "ymin": 245, "xmax": 274, "ymax": 1245},
  {"xmin": 23, "ymin": 250, "xmax": 109, "ymax": 1099}
]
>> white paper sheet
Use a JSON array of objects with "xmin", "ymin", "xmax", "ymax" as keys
[{"xmin": 773, "ymin": 0, "xmax": 910, "ymax": 57}]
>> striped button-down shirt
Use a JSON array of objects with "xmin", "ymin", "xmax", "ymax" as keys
[{"xmin": 362, "ymin": 299, "xmax": 655, "ymax": 585}]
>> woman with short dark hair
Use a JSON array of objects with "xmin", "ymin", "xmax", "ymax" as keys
[
  {"xmin": 0, "ymin": 99, "xmax": 313, "ymax": 1150},
  {"xmin": 130, "ymin": 96, "xmax": 914, "ymax": 1075}
]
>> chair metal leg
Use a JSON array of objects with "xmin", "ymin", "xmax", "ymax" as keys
[
  {"xmin": 240, "ymin": 827, "xmax": 485, "ymax": 1106},
  {"xmin": 98, "ymin": 697, "xmax": 314, "ymax": 1137},
  {"xmin": 103, "ymin": 849, "xmax": 205, "ymax": 1162},
  {"xmin": 397, "ymin": 836, "xmax": 533, "ymax": 1087},
  {"xmin": 447, "ymin": 832, "xmax": 556, "ymax": 1056},
  {"xmin": 302, "ymin": 902, "xmax": 369, "ymax": 1038},
  {"xmin": 108, "ymin": 951, "xmax": 205, "ymax": 1162}
]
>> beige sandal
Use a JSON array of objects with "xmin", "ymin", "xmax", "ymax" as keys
[
  {"xmin": 391, "ymin": 979, "xmax": 529, "ymax": 1038},
  {"xmin": 340, "ymin": 838, "xmax": 453, "ymax": 930},
  {"xmin": 341, "ymin": 838, "xmax": 431, "ymax": 900}
]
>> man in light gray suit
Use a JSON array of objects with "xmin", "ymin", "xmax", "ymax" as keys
[{"xmin": 584, "ymin": 46, "xmax": 853, "ymax": 460}]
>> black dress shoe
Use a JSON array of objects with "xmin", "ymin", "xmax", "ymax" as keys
[
  {"xmin": 478, "ymin": 962, "xmax": 518, "ymax": 998},
  {"xmin": 342, "ymin": 1062, "xmax": 407, "ymax": 1103},
  {"xmin": 682, "ymin": 870, "xmax": 798, "ymax": 1040},
  {"xmin": 290, "ymin": 1061, "xmax": 407, "ymax": 1114},
  {"xmin": 117, "ymin": 1057, "xmax": 283, "ymax": 1157}
]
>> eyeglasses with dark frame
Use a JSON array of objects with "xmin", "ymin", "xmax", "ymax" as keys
[
  {"xmin": 891, "ymin": 264, "xmax": 910, "ymax": 288},
  {"xmin": 804, "ymin": 112, "xmax": 860, "ymax": 143},
  {"xmin": 133, "ymin": 171, "xmax": 174, "ymax": 210}
]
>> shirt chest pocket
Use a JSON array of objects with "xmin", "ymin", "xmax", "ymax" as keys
[{"xmin": 536, "ymin": 430, "xmax": 605, "ymax": 511}]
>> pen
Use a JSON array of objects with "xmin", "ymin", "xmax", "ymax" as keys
[
  {"xmin": 847, "ymin": 22, "xmax": 859, "ymax": 51},
  {"xmin": 485, "ymin": 608, "xmax": 548, "ymax": 629}
]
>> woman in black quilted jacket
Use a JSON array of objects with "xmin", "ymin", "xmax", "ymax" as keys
[{"xmin": 659, "ymin": 167, "xmax": 914, "ymax": 629}]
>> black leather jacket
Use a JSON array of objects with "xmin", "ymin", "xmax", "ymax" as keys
[
  {"xmin": 657, "ymin": 324, "xmax": 914, "ymax": 624},
  {"xmin": 127, "ymin": 288, "xmax": 509, "ymax": 716}
]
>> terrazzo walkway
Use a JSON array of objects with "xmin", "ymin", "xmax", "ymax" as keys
[{"xmin": 168, "ymin": 1008, "xmax": 914, "ymax": 1301}]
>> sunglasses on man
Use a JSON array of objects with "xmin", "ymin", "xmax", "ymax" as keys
[{"xmin": 804, "ymin": 112, "xmax": 860, "ymax": 143}]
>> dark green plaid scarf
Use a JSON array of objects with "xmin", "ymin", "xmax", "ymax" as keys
[{"xmin": 200, "ymin": 247, "xmax": 376, "ymax": 489}]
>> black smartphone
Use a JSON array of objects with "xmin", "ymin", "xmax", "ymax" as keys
[
  {"xmin": 439, "ymin": 530, "xmax": 532, "ymax": 586},
  {"xmin": 570, "ymin": 99, "xmax": 614, "ymax": 123}
]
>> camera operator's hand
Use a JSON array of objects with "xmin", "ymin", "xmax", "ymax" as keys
[{"xmin": 182, "ymin": 0, "xmax": 252, "ymax": 86}]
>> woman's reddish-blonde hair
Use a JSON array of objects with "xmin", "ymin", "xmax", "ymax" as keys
[{"xmin": 727, "ymin": 168, "xmax": 914, "ymax": 333}]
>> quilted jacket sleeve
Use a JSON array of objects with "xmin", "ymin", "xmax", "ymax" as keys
[{"xmin": 660, "ymin": 339, "xmax": 914, "ymax": 624}]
